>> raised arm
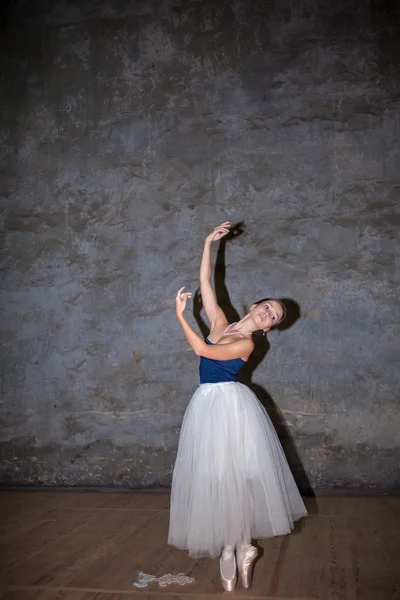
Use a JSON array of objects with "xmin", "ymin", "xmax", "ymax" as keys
[
  {"xmin": 200, "ymin": 222, "xmax": 231, "ymax": 330},
  {"xmin": 175, "ymin": 288, "xmax": 254, "ymax": 361}
]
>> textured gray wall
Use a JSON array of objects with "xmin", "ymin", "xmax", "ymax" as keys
[{"xmin": 0, "ymin": 0, "xmax": 399, "ymax": 490}]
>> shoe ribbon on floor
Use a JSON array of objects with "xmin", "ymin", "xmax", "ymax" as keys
[{"xmin": 133, "ymin": 571, "xmax": 195, "ymax": 588}]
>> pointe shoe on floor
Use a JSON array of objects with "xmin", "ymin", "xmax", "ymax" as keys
[
  {"xmin": 237, "ymin": 545, "xmax": 258, "ymax": 589},
  {"xmin": 220, "ymin": 551, "xmax": 237, "ymax": 591}
]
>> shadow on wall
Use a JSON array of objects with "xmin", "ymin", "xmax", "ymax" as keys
[{"xmin": 193, "ymin": 222, "xmax": 314, "ymax": 497}]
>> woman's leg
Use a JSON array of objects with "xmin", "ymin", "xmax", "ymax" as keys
[
  {"xmin": 220, "ymin": 545, "xmax": 237, "ymax": 591},
  {"xmin": 220, "ymin": 545, "xmax": 235, "ymax": 575},
  {"xmin": 237, "ymin": 541, "xmax": 258, "ymax": 589}
]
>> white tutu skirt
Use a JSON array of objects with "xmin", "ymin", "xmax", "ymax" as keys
[{"xmin": 168, "ymin": 382, "xmax": 307, "ymax": 558}]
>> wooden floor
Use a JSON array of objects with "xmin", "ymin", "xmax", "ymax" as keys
[{"xmin": 0, "ymin": 491, "xmax": 399, "ymax": 600}]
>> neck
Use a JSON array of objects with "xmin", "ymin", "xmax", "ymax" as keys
[{"xmin": 227, "ymin": 315, "xmax": 256, "ymax": 336}]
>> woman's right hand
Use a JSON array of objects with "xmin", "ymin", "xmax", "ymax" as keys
[
  {"xmin": 176, "ymin": 286, "xmax": 192, "ymax": 316},
  {"xmin": 206, "ymin": 222, "xmax": 231, "ymax": 243}
]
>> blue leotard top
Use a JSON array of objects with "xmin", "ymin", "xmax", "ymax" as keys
[{"xmin": 199, "ymin": 338, "xmax": 245, "ymax": 384}]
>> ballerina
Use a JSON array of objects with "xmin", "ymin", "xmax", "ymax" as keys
[{"xmin": 168, "ymin": 222, "xmax": 307, "ymax": 591}]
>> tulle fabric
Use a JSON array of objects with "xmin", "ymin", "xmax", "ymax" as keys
[{"xmin": 168, "ymin": 382, "xmax": 307, "ymax": 558}]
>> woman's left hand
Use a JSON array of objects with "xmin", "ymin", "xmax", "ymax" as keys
[{"xmin": 176, "ymin": 287, "xmax": 192, "ymax": 316}]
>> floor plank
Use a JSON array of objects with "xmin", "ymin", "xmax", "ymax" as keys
[{"xmin": 0, "ymin": 491, "xmax": 399, "ymax": 600}]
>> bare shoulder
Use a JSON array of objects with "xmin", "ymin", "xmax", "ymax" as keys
[
  {"xmin": 207, "ymin": 329, "xmax": 254, "ymax": 356},
  {"xmin": 238, "ymin": 336, "xmax": 255, "ymax": 355},
  {"xmin": 199, "ymin": 334, "xmax": 254, "ymax": 361}
]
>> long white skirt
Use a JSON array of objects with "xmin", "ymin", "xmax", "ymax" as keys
[{"xmin": 168, "ymin": 382, "xmax": 307, "ymax": 558}]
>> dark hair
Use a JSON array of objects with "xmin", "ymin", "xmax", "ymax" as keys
[{"xmin": 254, "ymin": 298, "xmax": 286, "ymax": 326}]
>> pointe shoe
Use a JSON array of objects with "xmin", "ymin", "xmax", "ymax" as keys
[
  {"xmin": 237, "ymin": 545, "xmax": 258, "ymax": 589},
  {"xmin": 220, "ymin": 551, "xmax": 237, "ymax": 591}
]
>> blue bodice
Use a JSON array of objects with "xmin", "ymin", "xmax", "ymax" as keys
[{"xmin": 199, "ymin": 338, "xmax": 245, "ymax": 384}]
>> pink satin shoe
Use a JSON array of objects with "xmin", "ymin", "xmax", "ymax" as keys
[
  {"xmin": 220, "ymin": 551, "xmax": 237, "ymax": 591},
  {"xmin": 237, "ymin": 545, "xmax": 258, "ymax": 589}
]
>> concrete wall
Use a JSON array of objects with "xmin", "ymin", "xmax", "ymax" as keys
[{"xmin": 0, "ymin": 0, "xmax": 399, "ymax": 490}]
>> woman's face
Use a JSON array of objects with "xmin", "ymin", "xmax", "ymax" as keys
[{"xmin": 250, "ymin": 300, "xmax": 284, "ymax": 332}]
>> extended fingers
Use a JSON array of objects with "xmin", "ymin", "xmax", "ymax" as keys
[{"xmin": 176, "ymin": 287, "xmax": 192, "ymax": 300}]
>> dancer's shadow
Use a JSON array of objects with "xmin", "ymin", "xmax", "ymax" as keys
[{"xmin": 193, "ymin": 222, "xmax": 314, "ymax": 505}]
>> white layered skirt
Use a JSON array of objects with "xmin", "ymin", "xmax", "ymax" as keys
[{"xmin": 168, "ymin": 382, "xmax": 307, "ymax": 558}]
